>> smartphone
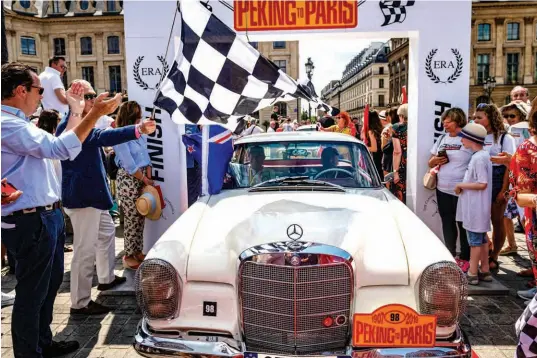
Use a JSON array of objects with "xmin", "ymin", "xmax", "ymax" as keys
[
  {"xmin": 1, "ymin": 181, "xmax": 17, "ymax": 197},
  {"xmin": 437, "ymin": 149, "xmax": 449, "ymax": 163}
]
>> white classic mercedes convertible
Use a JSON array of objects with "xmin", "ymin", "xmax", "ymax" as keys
[{"xmin": 134, "ymin": 132, "xmax": 471, "ymax": 357}]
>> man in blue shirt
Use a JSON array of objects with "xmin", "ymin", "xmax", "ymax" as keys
[
  {"xmin": 56, "ymin": 80, "xmax": 156, "ymax": 316},
  {"xmin": 1, "ymin": 62, "xmax": 122, "ymax": 358}
]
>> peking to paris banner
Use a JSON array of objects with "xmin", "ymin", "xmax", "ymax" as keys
[{"xmin": 153, "ymin": 0, "xmax": 338, "ymax": 133}]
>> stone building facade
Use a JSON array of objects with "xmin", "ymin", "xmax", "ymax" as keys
[
  {"xmin": 254, "ymin": 41, "xmax": 301, "ymax": 123},
  {"xmin": 470, "ymin": 0, "xmax": 537, "ymax": 111},
  {"xmin": 4, "ymin": 0, "xmax": 126, "ymax": 94},
  {"xmin": 321, "ymin": 42, "xmax": 390, "ymax": 120},
  {"xmin": 387, "ymin": 38, "xmax": 409, "ymax": 107}
]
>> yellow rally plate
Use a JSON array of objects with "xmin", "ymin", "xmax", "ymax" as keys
[{"xmin": 353, "ymin": 304, "xmax": 437, "ymax": 348}]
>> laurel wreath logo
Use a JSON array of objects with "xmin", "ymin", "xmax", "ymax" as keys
[
  {"xmin": 425, "ymin": 48, "xmax": 463, "ymax": 84},
  {"xmin": 133, "ymin": 55, "xmax": 170, "ymax": 90}
]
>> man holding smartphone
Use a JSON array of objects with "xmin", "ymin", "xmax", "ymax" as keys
[{"xmin": 1, "ymin": 62, "xmax": 122, "ymax": 358}]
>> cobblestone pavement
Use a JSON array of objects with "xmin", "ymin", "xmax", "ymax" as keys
[{"xmin": 0, "ymin": 221, "xmax": 531, "ymax": 357}]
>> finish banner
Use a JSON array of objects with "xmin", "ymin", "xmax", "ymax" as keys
[
  {"xmin": 234, "ymin": 0, "xmax": 357, "ymax": 31},
  {"xmin": 353, "ymin": 305, "xmax": 437, "ymax": 348}
]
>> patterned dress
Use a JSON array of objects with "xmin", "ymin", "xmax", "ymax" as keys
[
  {"xmin": 391, "ymin": 122, "xmax": 408, "ymax": 204},
  {"xmin": 510, "ymin": 140, "xmax": 537, "ymax": 279},
  {"xmin": 512, "ymin": 139, "xmax": 537, "ymax": 357}
]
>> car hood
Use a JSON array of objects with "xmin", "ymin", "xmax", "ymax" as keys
[{"xmin": 186, "ymin": 189, "xmax": 409, "ymax": 287}]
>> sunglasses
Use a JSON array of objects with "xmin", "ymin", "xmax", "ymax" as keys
[
  {"xmin": 503, "ymin": 114, "xmax": 517, "ymax": 119},
  {"xmin": 31, "ymin": 85, "xmax": 44, "ymax": 95},
  {"xmin": 476, "ymin": 103, "xmax": 490, "ymax": 110},
  {"xmin": 84, "ymin": 94, "xmax": 97, "ymax": 100}
]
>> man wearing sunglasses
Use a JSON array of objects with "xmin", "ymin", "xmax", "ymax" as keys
[
  {"xmin": 39, "ymin": 56, "xmax": 69, "ymax": 118},
  {"xmin": 1, "ymin": 62, "xmax": 122, "ymax": 358}
]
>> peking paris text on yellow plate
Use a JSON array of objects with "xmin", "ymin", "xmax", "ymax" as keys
[
  {"xmin": 353, "ymin": 304, "xmax": 438, "ymax": 348},
  {"xmin": 233, "ymin": 0, "xmax": 357, "ymax": 31}
]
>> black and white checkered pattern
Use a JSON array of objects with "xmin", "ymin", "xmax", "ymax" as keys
[
  {"xmin": 154, "ymin": 0, "xmax": 337, "ymax": 133},
  {"xmin": 516, "ymin": 296, "xmax": 537, "ymax": 357},
  {"xmin": 379, "ymin": 1, "xmax": 415, "ymax": 27}
]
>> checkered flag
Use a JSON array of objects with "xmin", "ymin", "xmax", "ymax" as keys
[
  {"xmin": 154, "ymin": 0, "xmax": 338, "ymax": 133},
  {"xmin": 379, "ymin": 1, "xmax": 415, "ymax": 27}
]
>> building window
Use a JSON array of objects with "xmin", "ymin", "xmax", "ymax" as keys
[
  {"xmin": 107, "ymin": 36, "xmax": 120, "ymax": 54},
  {"xmin": 52, "ymin": 0, "xmax": 61, "ymax": 13},
  {"xmin": 21, "ymin": 37, "xmax": 36, "ymax": 55},
  {"xmin": 476, "ymin": 54, "xmax": 490, "ymax": 85},
  {"xmin": 82, "ymin": 66, "xmax": 95, "ymax": 88},
  {"xmin": 273, "ymin": 60, "xmax": 287, "ymax": 73},
  {"xmin": 273, "ymin": 41, "xmax": 286, "ymax": 49},
  {"xmin": 506, "ymin": 53, "xmax": 519, "ymax": 84},
  {"xmin": 80, "ymin": 0, "xmax": 89, "ymax": 10},
  {"xmin": 106, "ymin": 0, "xmax": 116, "ymax": 11},
  {"xmin": 20, "ymin": 0, "xmax": 30, "ymax": 9},
  {"xmin": 378, "ymin": 95, "xmax": 385, "ymax": 107},
  {"xmin": 81, "ymin": 37, "xmax": 92, "ymax": 55},
  {"xmin": 53, "ymin": 38, "xmax": 65, "ymax": 56},
  {"xmin": 249, "ymin": 42, "xmax": 258, "ymax": 49},
  {"xmin": 379, "ymin": 78, "xmax": 384, "ymax": 88},
  {"xmin": 477, "ymin": 23, "xmax": 491, "ymax": 41},
  {"xmin": 273, "ymin": 101, "xmax": 287, "ymax": 117},
  {"xmin": 379, "ymin": 67, "xmax": 384, "ymax": 75},
  {"xmin": 109, "ymin": 66, "xmax": 122, "ymax": 93},
  {"xmin": 507, "ymin": 22, "xmax": 520, "ymax": 40},
  {"xmin": 535, "ymin": 52, "xmax": 537, "ymax": 83}
]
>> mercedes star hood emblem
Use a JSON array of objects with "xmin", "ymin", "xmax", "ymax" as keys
[{"xmin": 287, "ymin": 224, "xmax": 303, "ymax": 241}]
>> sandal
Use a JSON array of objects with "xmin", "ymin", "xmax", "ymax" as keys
[
  {"xmin": 63, "ymin": 245, "xmax": 73, "ymax": 253},
  {"xmin": 122, "ymin": 255, "xmax": 140, "ymax": 270},
  {"xmin": 499, "ymin": 246, "xmax": 518, "ymax": 256},
  {"xmin": 134, "ymin": 252, "xmax": 146, "ymax": 262},
  {"xmin": 478, "ymin": 271, "xmax": 493, "ymax": 282},
  {"xmin": 489, "ymin": 257, "xmax": 500, "ymax": 271},
  {"xmin": 467, "ymin": 274, "xmax": 479, "ymax": 285}
]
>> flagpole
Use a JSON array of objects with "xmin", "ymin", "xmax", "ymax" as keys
[{"xmin": 201, "ymin": 125, "xmax": 210, "ymax": 196}]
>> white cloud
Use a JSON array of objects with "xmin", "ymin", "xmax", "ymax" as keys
[{"xmin": 298, "ymin": 38, "xmax": 388, "ymax": 112}]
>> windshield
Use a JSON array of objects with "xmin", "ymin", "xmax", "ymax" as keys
[{"xmin": 226, "ymin": 140, "xmax": 381, "ymax": 189}]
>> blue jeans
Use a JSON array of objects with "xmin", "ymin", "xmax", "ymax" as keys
[{"xmin": 1, "ymin": 209, "xmax": 65, "ymax": 358}]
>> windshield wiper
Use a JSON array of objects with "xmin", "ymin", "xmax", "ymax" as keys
[{"xmin": 249, "ymin": 176, "xmax": 345, "ymax": 192}]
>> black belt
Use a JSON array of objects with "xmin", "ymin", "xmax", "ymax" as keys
[{"xmin": 7, "ymin": 201, "xmax": 62, "ymax": 217}]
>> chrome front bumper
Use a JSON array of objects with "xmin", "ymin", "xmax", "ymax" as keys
[{"xmin": 134, "ymin": 318, "xmax": 472, "ymax": 358}]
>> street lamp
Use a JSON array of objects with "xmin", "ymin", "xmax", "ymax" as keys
[
  {"xmin": 483, "ymin": 76, "xmax": 496, "ymax": 104},
  {"xmin": 305, "ymin": 57, "xmax": 315, "ymax": 119}
]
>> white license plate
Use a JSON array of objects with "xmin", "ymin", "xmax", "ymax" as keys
[{"xmin": 245, "ymin": 353, "xmax": 351, "ymax": 358}]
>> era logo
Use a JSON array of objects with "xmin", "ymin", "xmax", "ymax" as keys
[{"xmin": 433, "ymin": 60, "xmax": 455, "ymax": 69}]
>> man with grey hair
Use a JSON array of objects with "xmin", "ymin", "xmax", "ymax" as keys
[
  {"xmin": 57, "ymin": 80, "xmax": 157, "ymax": 315},
  {"xmin": 511, "ymin": 86, "xmax": 530, "ymax": 104}
]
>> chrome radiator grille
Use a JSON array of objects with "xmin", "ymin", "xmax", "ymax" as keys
[{"xmin": 240, "ymin": 261, "xmax": 353, "ymax": 354}]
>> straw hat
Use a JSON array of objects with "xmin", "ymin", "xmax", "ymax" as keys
[{"xmin": 136, "ymin": 186, "xmax": 162, "ymax": 221}]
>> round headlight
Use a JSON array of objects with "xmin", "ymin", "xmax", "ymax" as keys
[
  {"xmin": 418, "ymin": 261, "xmax": 467, "ymax": 328},
  {"xmin": 135, "ymin": 258, "xmax": 182, "ymax": 320}
]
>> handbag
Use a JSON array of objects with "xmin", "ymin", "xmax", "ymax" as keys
[
  {"xmin": 423, "ymin": 135, "xmax": 447, "ymax": 190},
  {"xmin": 423, "ymin": 166, "xmax": 439, "ymax": 190}
]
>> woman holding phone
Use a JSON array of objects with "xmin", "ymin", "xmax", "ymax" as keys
[{"xmin": 428, "ymin": 108, "xmax": 472, "ymax": 272}]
